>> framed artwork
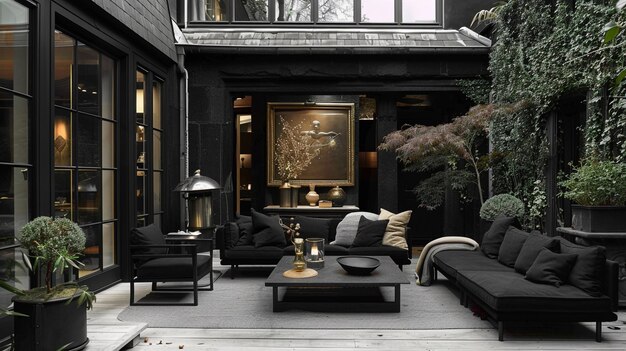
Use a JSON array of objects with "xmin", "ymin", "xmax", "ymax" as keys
[{"xmin": 267, "ymin": 102, "xmax": 355, "ymax": 186}]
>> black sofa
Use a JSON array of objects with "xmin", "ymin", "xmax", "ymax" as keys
[
  {"xmin": 217, "ymin": 214, "xmax": 412, "ymax": 276},
  {"xmin": 431, "ymin": 235, "xmax": 619, "ymax": 342}
]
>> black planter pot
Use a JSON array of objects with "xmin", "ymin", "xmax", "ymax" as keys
[
  {"xmin": 13, "ymin": 294, "xmax": 89, "ymax": 351},
  {"xmin": 571, "ymin": 205, "xmax": 626, "ymax": 232}
]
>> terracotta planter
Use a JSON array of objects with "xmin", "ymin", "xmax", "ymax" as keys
[
  {"xmin": 13, "ymin": 294, "xmax": 89, "ymax": 351},
  {"xmin": 571, "ymin": 205, "xmax": 626, "ymax": 232}
]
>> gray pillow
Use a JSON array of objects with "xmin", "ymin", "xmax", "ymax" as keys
[{"xmin": 331, "ymin": 212, "xmax": 378, "ymax": 247}]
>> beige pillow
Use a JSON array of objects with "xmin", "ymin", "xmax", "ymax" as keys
[{"xmin": 379, "ymin": 208, "xmax": 412, "ymax": 250}]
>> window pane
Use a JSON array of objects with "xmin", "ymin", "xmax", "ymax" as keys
[
  {"xmin": 154, "ymin": 171, "xmax": 161, "ymax": 213},
  {"xmin": 54, "ymin": 108, "xmax": 71, "ymax": 166},
  {"xmin": 1, "ymin": 247, "xmax": 30, "ymax": 312},
  {"xmin": 0, "ymin": 90, "xmax": 29, "ymax": 164},
  {"xmin": 136, "ymin": 171, "xmax": 146, "ymax": 216},
  {"xmin": 77, "ymin": 114, "xmax": 101, "ymax": 167},
  {"xmin": 101, "ymin": 54, "xmax": 115, "ymax": 120},
  {"xmin": 102, "ymin": 222, "xmax": 115, "ymax": 268},
  {"xmin": 152, "ymin": 80, "xmax": 162, "ymax": 129},
  {"xmin": 0, "ymin": 166, "xmax": 29, "ymax": 247},
  {"xmin": 361, "ymin": 0, "xmax": 394, "ymax": 22},
  {"xmin": 136, "ymin": 125, "xmax": 145, "ymax": 168},
  {"xmin": 102, "ymin": 120, "xmax": 114, "ymax": 168},
  {"xmin": 403, "ymin": 0, "xmax": 437, "ymax": 23},
  {"xmin": 153, "ymin": 130, "xmax": 161, "ymax": 170},
  {"xmin": 54, "ymin": 31, "xmax": 74, "ymax": 108},
  {"xmin": 80, "ymin": 225, "xmax": 101, "ymax": 275},
  {"xmin": 76, "ymin": 43, "xmax": 100, "ymax": 115},
  {"xmin": 136, "ymin": 71, "xmax": 146, "ymax": 124},
  {"xmin": 235, "ymin": 0, "xmax": 268, "ymax": 21},
  {"xmin": 102, "ymin": 170, "xmax": 114, "ymax": 221},
  {"xmin": 54, "ymin": 169, "xmax": 72, "ymax": 220},
  {"xmin": 78, "ymin": 170, "xmax": 100, "ymax": 225},
  {"xmin": 137, "ymin": 216, "xmax": 146, "ymax": 228},
  {"xmin": 0, "ymin": 0, "xmax": 29, "ymax": 94},
  {"xmin": 190, "ymin": 0, "xmax": 227, "ymax": 21},
  {"xmin": 276, "ymin": 0, "xmax": 311, "ymax": 22},
  {"xmin": 154, "ymin": 214, "xmax": 161, "ymax": 229},
  {"xmin": 319, "ymin": 0, "xmax": 353, "ymax": 22}
]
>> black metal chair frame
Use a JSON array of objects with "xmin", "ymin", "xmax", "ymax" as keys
[{"xmin": 129, "ymin": 242, "xmax": 213, "ymax": 306}]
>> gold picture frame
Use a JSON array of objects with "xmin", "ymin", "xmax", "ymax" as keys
[{"xmin": 267, "ymin": 102, "xmax": 355, "ymax": 187}]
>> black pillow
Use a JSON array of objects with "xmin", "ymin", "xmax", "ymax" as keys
[
  {"xmin": 351, "ymin": 216, "xmax": 389, "ymax": 247},
  {"xmin": 222, "ymin": 222, "xmax": 239, "ymax": 249},
  {"xmin": 514, "ymin": 232, "xmax": 559, "ymax": 274},
  {"xmin": 559, "ymin": 238, "xmax": 606, "ymax": 297},
  {"xmin": 251, "ymin": 209, "xmax": 286, "ymax": 248},
  {"xmin": 235, "ymin": 222, "xmax": 254, "ymax": 246},
  {"xmin": 525, "ymin": 248, "xmax": 578, "ymax": 287},
  {"xmin": 497, "ymin": 227, "xmax": 529, "ymax": 267},
  {"xmin": 481, "ymin": 215, "xmax": 520, "ymax": 258},
  {"xmin": 131, "ymin": 224, "xmax": 166, "ymax": 266},
  {"xmin": 289, "ymin": 216, "xmax": 331, "ymax": 241}
]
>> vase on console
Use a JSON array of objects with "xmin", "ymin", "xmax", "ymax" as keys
[
  {"xmin": 327, "ymin": 185, "xmax": 346, "ymax": 207},
  {"xmin": 305, "ymin": 184, "xmax": 319, "ymax": 206},
  {"xmin": 279, "ymin": 180, "xmax": 292, "ymax": 207}
]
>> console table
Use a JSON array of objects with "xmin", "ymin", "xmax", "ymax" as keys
[
  {"xmin": 556, "ymin": 227, "xmax": 626, "ymax": 307},
  {"xmin": 263, "ymin": 205, "xmax": 360, "ymax": 219}
]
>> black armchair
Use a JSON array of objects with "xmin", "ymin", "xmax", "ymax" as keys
[{"xmin": 129, "ymin": 224, "xmax": 213, "ymax": 306}]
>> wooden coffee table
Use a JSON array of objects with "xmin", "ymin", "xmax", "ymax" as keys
[{"xmin": 265, "ymin": 256, "xmax": 410, "ymax": 312}]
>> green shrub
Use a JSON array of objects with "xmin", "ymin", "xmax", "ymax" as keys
[
  {"xmin": 560, "ymin": 158, "xmax": 626, "ymax": 206},
  {"xmin": 479, "ymin": 194, "xmax": 525, "ymax": 221}
]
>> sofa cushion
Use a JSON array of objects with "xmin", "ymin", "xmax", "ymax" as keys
[
  {"xmin": 348, "ymin": 246, "xmax": 411, "ymax": 265},
  {"xmin": 332, "ymin": 211, "xmax": 378, "ymax": 247},
  {"xmin": 284, "ymin": 244, "xmax": 348, "ymax": 256},
  {"xmin": 289, "ymin": 216, "xmax": 331, "ymax": 241},
  {"xmin": 223, "ymin": 222, "xmax": 240, "ymax": 249},
  {"xmin": 235, "ymin": 221, "xmax": 254, "ymax": 246},
  {"xmin": 481, "ymin": 216, "xmax": 519, "ymax": 258},
  {"xmin": 457, "ymin": 270, "xmax": 613, "ymax": 313},
  {"xmin": 351, "ymin": 216, "xmax": 388, "ymax": 247},
  {"xmin": 514, "ymin": 232, "xmax": 559, "ymax": 274},
  {"xmin": 559, "ymin": 238, "xmax": 607, "ymax": 297},
  {"xmin": 497, "ymin": 227, "xmax": 529, "ymax": 267},
  {"xmin": 131, "ymin": 224, "xmax": 167, "ymax": 266},
  {"xmin": 137, "ymin": 255, "xmax": 212, "ymax": 280},
  {"xmin": 378, "ymin": 208, "xmax": 411, "ymax": 250},
  {"xmin": 251, "ymin": 209, "xmax": 286, "ymax": 248},
  {"xmin": 525, "ymin": 248, "xmax": 577, "ymax": 287},
  {"xmin": 225, "ymin": 245, "xmax": 284, "ymax": 261},
  {"xmin": 433, "ymin": 250, "xmax": 514, "ymax": 280}
]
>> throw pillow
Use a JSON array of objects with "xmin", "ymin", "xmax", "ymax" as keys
[
  {"xmin": 525, "ymin": 248, "xmax": 578, "ymax": 287},
  {"xmin": 351, "ymin": 216, "xmax": 389, "ymax": 247},
  {"xmin": 222, "ymin": 222, "xmax": 240, "ymax": 249},
  {"xmin": 235, "ymin": 221, "xmax": 254, "ymax": 246},
  {"xmin": 481, "ymin": 215, "xmax": 520, "ymax": 259},
  {"xmin": 131, "ymin": 224, "xmax": 166, "ymax": 266},
  {"xmin": 289, "ymin": 216, "xmax": 331, "ymax": 241},
  {"xmin": 332, "ymin": 211, "xmax": 378, "ymax": 247},
  {"xmin": 497, "ymin": 226, "xmax": 529, "ymax": 267},
  {"xmin": 559, "ymin": 238, "xmax": 606, "ymax": 297},
  {"xmin": 514, "ymin": 232, "xmax": 559, "ymax": 274},
  {"xmin": 378, "ymin": 208, "xmax": 411, "ymax": 250},
  {"xmin": 251, "ymin": 209, "xmax": 286, "ymax": 248}
]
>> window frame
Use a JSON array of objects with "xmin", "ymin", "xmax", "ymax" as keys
[{"xmin": 185, "ymin": 0, "xmax": 443, "ymax": 27}]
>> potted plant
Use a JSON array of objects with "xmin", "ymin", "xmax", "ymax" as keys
[
  {"xmin": 0, "ymin": 216, "xmax": 95, "ymax": 350},
  {"xmin": 479, "ymin": 193, "xmax": 525, "ymax": 238},
  {"xmin": 560, "ymin": 158, "xmax": 626, "ymax": 232}
]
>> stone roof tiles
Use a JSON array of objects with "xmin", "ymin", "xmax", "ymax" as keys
[
  {"xmin": 91, "ymin": 0, "xmax": 176, "ymax": 61},
  {"xmin": 181, "ymin": 27, "xmax": 490, "ymax": 52}
]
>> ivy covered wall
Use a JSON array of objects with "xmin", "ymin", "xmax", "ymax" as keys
[{"xmin": 487, "ymin": 0, "xmax": 626, "ymax": 228}]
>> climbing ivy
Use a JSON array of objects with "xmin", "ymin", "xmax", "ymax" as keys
[{"xmin": 487, "ymin": 0, "xmax": 626, "ymax": 228}]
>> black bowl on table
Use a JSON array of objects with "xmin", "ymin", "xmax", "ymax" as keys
[{"xmin": 336, "ymin": 256, "xmax": 380, "ymax": 275}]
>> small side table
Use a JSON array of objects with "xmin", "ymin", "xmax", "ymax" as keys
[
  {"xmin": 166, "ymin": 228, "xmax": 215, "ymax": 290},
  {"xmin": 556, "ymin": 227, "xmax": 626, "ymax": 307}
]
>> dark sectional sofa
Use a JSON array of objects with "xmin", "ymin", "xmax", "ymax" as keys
[
  {"xmin": 431, "ymin": 237, "xmax": 619, "ymax": 342},
  {"xmin": 217, "ymin": 215, "xmax": 412, "ymax": 276}
]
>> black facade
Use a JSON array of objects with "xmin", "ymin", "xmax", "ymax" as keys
[{"xmin": 0, "ymin": 0, "xmax": 180, "ymax": 344}]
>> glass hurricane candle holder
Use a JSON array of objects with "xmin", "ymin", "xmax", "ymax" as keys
[{"xmin": 305, "ymin": 238, "xmax": 325, "ymax": 269}]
